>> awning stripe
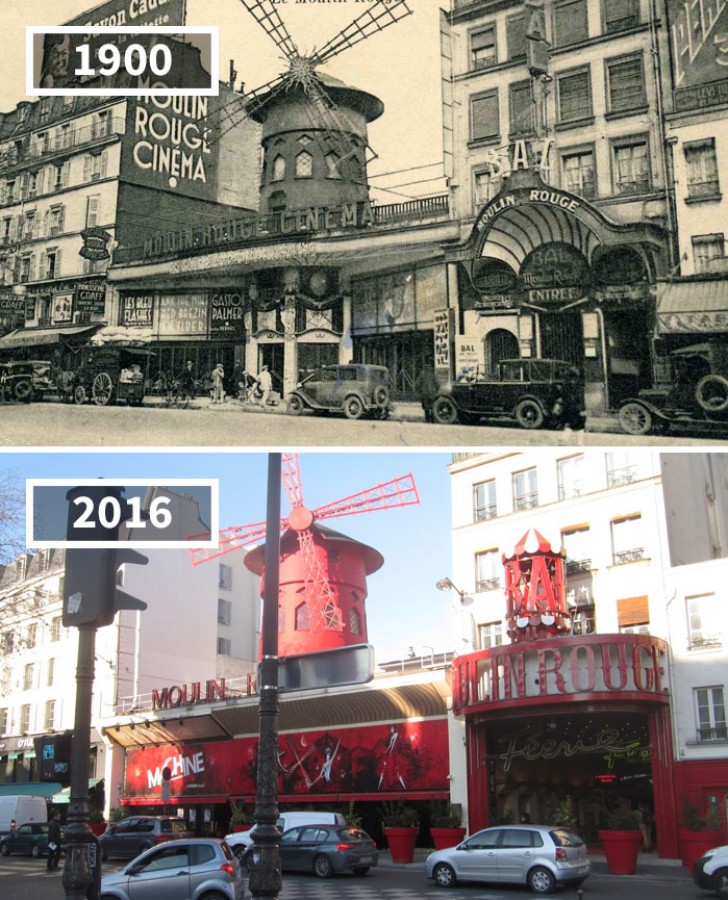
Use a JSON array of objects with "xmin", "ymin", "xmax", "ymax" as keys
[{"xmin": 0, "ymin": 325, "xmax": 98, "ymax": 349}]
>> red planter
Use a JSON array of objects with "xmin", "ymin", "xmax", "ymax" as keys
[
  {"xmin": 430, "ymin": 827, "xmax": 466, "ymax": 850},
  {"xmin": 678, "ymin": 829, "xmax": 724, "ymax": 870},
  {"xmin": 230, "ymin": 824, "xmax": 252, "ymax": 834},
  {"xmin": 383, "ymin": 826, "xmax": 418, "ymax": 864},
  {"xmin": 88, "ymin": 822, "xmax": 107, "ymax": 836},
  {"xmin": 598, "ymin": 829, "xmax": 641, "ymax": 875}
]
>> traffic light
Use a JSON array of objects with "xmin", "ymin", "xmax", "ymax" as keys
[
  {"xmin": 33, "ymin": 732, "xmax": 72, "ymax": 785},
  {"xmin": 62, "ymin": 485, "xmax": 148, "ymax": 628}
]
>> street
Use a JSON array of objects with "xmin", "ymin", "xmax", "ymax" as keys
[
  {"xmin": 0, "ymin": 853, "xmax": 702, "ymax": 900},
  {"xmin": 1, "ymin": 400, "xmax": 726, "ymax": 448}
]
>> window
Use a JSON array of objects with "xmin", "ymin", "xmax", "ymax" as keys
[
  {"xmin": 3, "ymin": 631, "xmax": 15, "ymax": 653},
  {"xmin": 479, "ymin": 621, "xmax": 503, "ymax": 650},
  {"xmin": 553, "ymin": 0, "xmax": 588, "ymax": 46},
  {"xmin": 470, "ymin": 91, "xmax": 499, "ymax": 142},
  {"xmin": 50, "ymin": 617, "xmax": 61, "ymax": 641},
  {"xmin": 86, "ymin": 195, "xmax": 100, "ymax": 228},
  {"xmin": 84, "ymin": 152, "xmax": 107, "ymax": 182},
  {"xmin": 57, "ymin": 123, "xmax": 72, "ymax": 150},
  {"xmin": 20, "ymin": 254, "xmax": 32, "ymax": 283},
  {"xmin": 685, "ymin": 139, "xmax": 720, "ymax": 198},
  {"xmin": 611, "ymin": 513, "xmax": 644, "ymax": 564},
  {"xmin": 0, "ymin": 708, "xmax": 7, "ymax": 735},
  {"xmin": 325, "ymin": 152, "xmax": 341, "ymax": 178},
  {"xmin": 23, "ymin": 211, "xmax": 35, "ymax": 239},
  {"xmin": 28, "ymin": 171, "xmax": 39, "ymax": 198},
  {"xmin": 557, "ymin": 454, "xmax": 585, "ymax": 500},
  {"xmin": 617, "ymin": 595, "xmax": 650, "ymax": 632},
  {"xmin": 607, "ymin": 54, "xmax": 646, "ymax": 113},
  {"xmin": 562, "ymin": 524, "xmax": 591, "ymax": 572},
  {"xmin": 45, "ymin": 250, "xmax": 59, "ymax": 280},
  {"xmin": 218, "ymin": 564, "xmax": 232, "ymax": 591},
  {"xmin": 217, "ymin": 598, "xmax": 232, "ymax": 626},
  {"xmin": 6, "ymin": 180, "xmax": 16, "ymax": 203},
  {"xmin": 39, "ymin": 98, "xmax": 52, "ymax": 123},
  {"xmin": 93, "ymin": 111, "xmax": 110, "ymax": 139},
  {"xmin": 295, "ymin": 602, "xmax": 310, "ymax": 630},
  {"xmin": 474, "ymin": 168, "xmax": 498, "ymax": 206},
  {"xmin": 20, "ymin": 704, "xmax": 31, "ymax": 734},
  {"xmin": 47, "ymin": 658, "xmax": 55, "ymax": 686},
  {"xmin": 562, "ymin": 147, "xmax": 596, "ymax": 198},
  {"xmin": 612, "ymin": 138, "xmax": 650, "ymax": 195},
  {"xmin": 471, "ymin": 24, "xmax": 497, "ymax": 69},
  {"xmin": 473, "ymin": 480, "xmax": 497, "ymax": 521},
  {"xmin": 44, "ymin": 700, "xmax": 56, "ymax": 731},
  {"xmin": 604, "ymin": 0, "xmax": 639, "ymax": 32},
  {"xmin": 271, "ymin": 155, "xmax": 286, "ymax": 182},
  {"xmin": 693, "ymin": 234, "xmax": 725, "ymax": 274},
  {"xmin": 506, "ymin": 13, "xmax": 526, "ymax": 60},
  {"xmin": 695, "ymin": 687, "xmax": 727, "ymax": 741},
  {"xmin": 687, "ymin": 594, "xmax": 721, "ymax": 649},
  {"xmin": 26, "ymin": 623, "xmax": 37, "ymax": 649},
  {"xmin": 606, "ymin": 451, "xmax": 650, "ymax": 486},
  {"xmin": 571, "ymin": 601, "xmax": 596, "ymax": 635},
  {"xmin": 216, "ymin": 637, "xmax": 231, "ymax": 655},
  {"xmin": 475, "ymin": 548, "xmax": 500, "ymax": 592},
  {"xmin": 23, "ymin": 663, "xmax": 34, "ymax": 690},
  {"xmin": 53, "ymin": 163, "xmax": 67, "ymax": 191},
  {"xmin": 349, "ymin": 607, "xmax": 361, "ymax": 635},
  {"xmin": 295, "ymin": 151, "xmax": 313, "ymax": 178},
  {"xmin": 513, "ymin": 467, "xmax": 538, "ymax": 511},
  {"xmin": 509, "ymin": 80, "xmax": 533, "ymax": 136},
  {"xmin": 557, "ymin": 69, "xmax": 592, "ymax": 123}
]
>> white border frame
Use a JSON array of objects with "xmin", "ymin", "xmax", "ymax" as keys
[{"xmin": 26, "ymin": 26, "xmax": 219, "ymax": 97}]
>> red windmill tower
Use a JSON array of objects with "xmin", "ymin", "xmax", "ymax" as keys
[{"xmin": 189, "ymin": 454, "xmax": 419, "ymax": 657}]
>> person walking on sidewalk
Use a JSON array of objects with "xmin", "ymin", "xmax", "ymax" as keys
[
  {"xmin": 415, "ymin": 367, "xmax": 440, "ymax": 423},
  {"xmin": 211, "ymin": 363, "xmax": 225, "ymax": 404},
  {"xmin": 257, "ymin": 365, "xmax": 273, "ymax": 406},
  {"xmin": 47, "ymin": 810, "xmax": 62, "ymax": 870}
]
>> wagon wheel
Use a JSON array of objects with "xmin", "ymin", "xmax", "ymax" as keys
[
  {"xmin": 73, "ymin": 385, "xmax": 87, "ymax": 405},
  {"xmin": 92, "ymin": 372, "xmax": 114, "ymax": 406},
  {"xmin": 695, "ymin": 374, "xmax": 728, "ymax": 414}
]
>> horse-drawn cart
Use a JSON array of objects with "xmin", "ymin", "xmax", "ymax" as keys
[{"xmin": 72, "ymin": 347, "xmax": 148, "ymax": 406}]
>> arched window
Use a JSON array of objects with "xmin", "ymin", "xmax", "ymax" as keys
[
  {"xmin": 271, "ymin": 155, "xmax": 286, "ymax": 182},
  {"xmin": 295, "ymin": 151, "xmax": 313, "ymax": 178},
  {"xmin": 349, "ymin": 607, "xmax": 361, "ymax": 635},
  {"xmin": 268, "ymin": 190, "xmax": 287, "ymax": 213},
  {"xmin": 295, "ymin": 602, "xmax": 310, "ymax": 631},
  {"xmin": 325, "ymin": 152, "xmax": 341, "ymax": 179}
]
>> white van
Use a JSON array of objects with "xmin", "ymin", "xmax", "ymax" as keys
[
  {"xmin": 225, "ymin": 810, "xmax": 346, "ymax": 857},
  {"xmin": 0, "ymin": 796, "xmax": 48, "ymax": 835}
]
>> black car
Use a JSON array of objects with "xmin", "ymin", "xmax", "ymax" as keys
[
  {"xmin": 0, "ymin": 822, "xmax": 56, "ymax": 858},
  {"xmin": 99, "ymin": 816, "xmax": 192, "ymax": 860},
  {"xmin": 244, "ymin": 824, "xmax": 378, "ymax": 878},
  {"xmin": 286, "ymin": 364, "xmax": 391, "ymax": 420},
  {"xmin": 432, "ymin": 358, "xmax": 584, "ymax": 430},
  {"xmin": 0, "ymin": 360, "xmax": 34, "ymax": 403}
]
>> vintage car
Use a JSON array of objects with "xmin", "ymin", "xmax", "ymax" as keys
[
  {"xmin": 432, "ymin": 358, "xmax": 585, "ymax": 430},
  {"xmin": 286, "ymin": 363, "xmax": 392, "ymax": 420},
  {"xmin": 0, "ymin": 360, "xmax": 34, "ymax": 402},
  {"xmin": 618, "ymin": 343, "xmax": 728, "ymax": 436}
]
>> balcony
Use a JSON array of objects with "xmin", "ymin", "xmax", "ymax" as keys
[
  {"xmin": 697, "ymin": 726, "xmax": 728, "ymax": 742},
  {"xmin": 613, "ymin": 547, "xmax": 645, "ymax": 565},
  {"xmin": 566, "ymin": 558, "xmax": 592, "ymax": 574},
  {"xmin": 476, "ymin": 577, "xmax": 501, "ymax": 592},
  {"xmin": 688, "ymin": 635, "xmax": 723, "ymax": 652},
  {"xmin": 0, "ymin": 118, "xmax": 124, "ymax": 173},
  {"xmin": 608, "ymin": 465, "xmax": 639, "ymax": 487},
  {"xmin": 474, "ymin": 506, "xmax": 497, "ymax": 522},
  {"xmin": 514, "ymin": 492, "xmax": 538, "ymax": 511}
]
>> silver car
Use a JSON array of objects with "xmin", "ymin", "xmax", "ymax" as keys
[
  {"xmin": 425, "ymin": 824, "xmax": 591, "ymax": 895},
  {"xmin": 100, "ymin": 838, "xmax": 244, "ymax": 900}
]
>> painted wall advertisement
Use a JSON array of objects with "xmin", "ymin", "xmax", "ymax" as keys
[
  {"xmin": 121, "ymin": 293, "xmax": 155, "ymax": 328},
  {"xmin": 158, "ymin": 293, "xmax": 207, "ymax": 336},
  {"xmin": 667, "ymin": 0, "xmax": 728, "ymax": 109},
  {"xmin": 122, "ymin": 720, "xmax": 449, "ymax": 801},
  {"xmin": 209, "ymin": 292, "xmax": 245, "ymax": 337}
]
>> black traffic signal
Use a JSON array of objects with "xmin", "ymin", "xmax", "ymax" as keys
[
  {"xmin": 33, "ymin": 732, "xmax": 72, "ymax": 785},
  {"xmin": 62, "ymin": 485, "xmax": 148, "ymax": 628}
]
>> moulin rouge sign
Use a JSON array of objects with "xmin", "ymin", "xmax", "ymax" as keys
[{"xmin": 152, "ymin": 678, "xmax": 227, "ymax": 710}]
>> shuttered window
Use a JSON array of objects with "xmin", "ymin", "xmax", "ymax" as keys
[
  {"xmin": 617, "ymin": 595, "xmax": 649, "ymax": 627},
  {"xmin": 558, "ymin": 69, "xmax": 592, "ymax": 122},
  {"xmin": 470, "ymin": 91, "xmax": 499, "ymax": 142},
  {"xmin": 604, "ymin": 0, "xmax": 639, "ymax": 32},
  {"xmin": 506, "ymin": 13, "xmax": 526, "ymax": 59},
  {"xmin": 685, "ymin": 139, "xmax": 720, "ymax": 198},
  {"xmin": 553, "ymin": 0, "xmax": 588, "ymax": 47},
  {"xmin": 471, "ymin": 25, "xmax": 497, "ymax": 69},
  {"xmin": 509, "ymin": 80, "xmax": 533, "ymax": 136},
  {"xmin": 607, "ymin": 54, "xmax": 646, "ymax": 112}
]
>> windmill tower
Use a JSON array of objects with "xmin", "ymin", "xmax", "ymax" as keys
[
  {"xmin": 189, "ymin": 453, "xmax": 419, "ymax": 658},
  {"xmin": 233, "ymin": 0, "xmax": 412, "ymax": 213}
]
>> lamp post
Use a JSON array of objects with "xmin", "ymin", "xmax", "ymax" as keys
[{"xmin": 249, "ymin": 454, "xmax": 282, "ymax": 900}]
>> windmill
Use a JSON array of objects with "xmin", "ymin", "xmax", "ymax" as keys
[
  {"xmin": 188, "ymin": 453, "xmax": 419, "ymax": 656},
  {"xmin": 214, "ymin": 0, "xmax": 413, "ymax": 211}
]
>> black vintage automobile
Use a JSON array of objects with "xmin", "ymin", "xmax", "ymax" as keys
[
  {"xmin": 0, "ymin": 360, "xmax": 34, "ymax": 402},
  {"xmin": 71, "ymin": 347, "xmax": 149, "ymax": 406},
  {"xmin": 618, "ymin": 343, "xmax": 728, "ymax": 435},
  {"xmin": 432, "ymin": 358, "xmax": 585, "ymax": 430},
  {"xmin": 286, "ymin": 363, "xmax": 392, "ymax": 420}
]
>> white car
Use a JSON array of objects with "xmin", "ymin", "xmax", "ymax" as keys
[{"xmin": 694, "ymin": 843, "xmax": 728, "ymax": 897}]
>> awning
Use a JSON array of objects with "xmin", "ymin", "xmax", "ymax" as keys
[
  {"xmin": 657, "ymin": 280, "xmax": 728, "ymax": 333},
  {"xmin": 0, "ymin": 782, "xmax": 62, "ymax": 799},
  {"xmin": 0, "ymin": 324, "xmax": 98, "ymax": 349},
  {"xmin": 52, "ymin": 779, "xmax": 103, "ymax": 805}
]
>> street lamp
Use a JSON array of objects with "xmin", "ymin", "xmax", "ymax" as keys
[{"xmin": 436, "ymin": 578, "xmax": 473, "ymax": 605}]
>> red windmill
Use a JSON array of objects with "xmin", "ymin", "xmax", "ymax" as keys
[{"xmin": 188, "ymin": 454, "xmax": 419, "ymax": 657}]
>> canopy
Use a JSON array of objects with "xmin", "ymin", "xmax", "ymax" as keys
[
  {"xmin": 0, "ymin": 325, "xmax": 98, "ymax": 349},
  {"xmin": 51, "ymin": 779, "xmax": 103, "ymax": 805},
  {"xmin": 657, "ymin": 280, "xmax": 728, "ymax": 333},
  {"xmin": 0, "ymin": 782, "xmax": 62, "ymax": 799}
]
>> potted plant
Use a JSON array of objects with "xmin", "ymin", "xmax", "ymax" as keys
[
  {"xmin": 429, "ymin": 801, "xmax": 466, "ymax": 850},
  {"xmin": 229, "ymin": 801, "xmax": 254, "ymax": 833},
  {"xmin": 381, "ymin": 800, "xmax": 419, "ymax": 864},
  {"xmin": 678, "ymin": 799, "xmax": 725, "ymax": 870},
  {"xmin": 598, "ymin": 807, "xmax": 642, "ymax": 875}
]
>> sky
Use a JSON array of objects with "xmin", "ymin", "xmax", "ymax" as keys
[
  {"xmin": 2, "ymin": 0, "xmax": 447, "ymax": 203},
  {"xmin": 0, "ymin": 449, "xmax": 457, "ymax": 663}
]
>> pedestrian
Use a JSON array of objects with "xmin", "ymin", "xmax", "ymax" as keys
[
  {"xmin": 47, "ymin": 810, "xmax": 62, "ymax": 871},
  {"xmin": 415, "ymin": 367, "xmax": 440, "ymax": 423},
  {"xmin": 178, "ymin": 360, "xmax": 196, "ymax": 402},
  {"xmin": 638, "ymin": 803, "xmax": 652, "ymax": 852},
  {"xmin": 211, "ymin": 362, "xmax": 225, "ymax": 404},
  {"xmin": 257, "ymin": 365, "xmax": 273, "ymax": 406}
]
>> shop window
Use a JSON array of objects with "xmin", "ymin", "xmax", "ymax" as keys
[
  {"xmin": 216, "ymin": 637, "xmax": 231, "ymax": 656},
  {"xmin": 692, "ymin": 233, "xmax": 725, "ymax": 274},
  {"xmin": 509, "ymin": 79, "xmax": 533, "ymax": 137},
  {"xmin": 606, "ymin": 54, "xmax": 646, "ymax": 114},
  {"xmin": 687, "ymin": 593, "xmax": 721, "ymax": 650},
  {"xmin": 695, "ymin": 686, "xmax": 727, "ymax": 741},
  {"xmin": 685, "ymin": 139, "xmax": 720, "ymax": 199},
  {"xmin": 471, "ymin": 24, "xmax": 497, "ymax": 69},
  {"xmin": 562, "ymin": 524, "xmax": 591, "ymax": 572},
  {"xmin": 23, "ymin": 663, "xmax": 34, "ymax": 690},
  {"xmin": 612, "ymin": 137, "xmax": 650, "ymax": 195},
  {"xmin": 295, "ymin": 150, "xmax": 313, "ymax": 178},
  {"xmin": 611, "ymin": 513, "xmax": 644, "ymax": 564},
  {"xmin": 271, "ymin": 154, "xmax": 286, "ymax": 182},
  {"xmin": 217, "ymin": 598, "xmax": 232, "ymax": 626},
  {"xmin": 470, "ymin": 90, "xmax": 499, "ymax": 142},
  {"xmin": 475, "ymin": 548, "xmax": 500, "ymax": 592},
  {"xmin": 479, "ymin": 620, "xmax": 503, "ymax": 650},
  {"xmin": 617, "ymin": 595, "xmax": 650, "ymax": 632},
  {"xmin": 513, "ymin": 467, "xmax": 538, "ymax": 511},
  {"xmin": 557, "ymin": 68, "xmax": 592, "ymax": 124},
  {"xmin": 44, "ymin": 700, "xmax": 56, "ymax": 731},
  {"xmin": 506, "ymin": 13, "xmax": 526, "ymax": 60},
  {"xmin": 557, "ymin": 454, "xmax": 585, "ymax": 500},
  {"xmin": 474, "ymin": 479, "xmax": 497, "ymax": 521},
  {"xmin": 553, "ymin": 0, "xmax": 588, "ymax": 46},
  {"xmin": 604, "ymin": 0, "xmax": 639, "ymax": 32},
  {"xmin": 218, "ymin": 563, "xmax": 232, "ymax": 591}
]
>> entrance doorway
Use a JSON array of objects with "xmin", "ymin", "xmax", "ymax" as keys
[
  {"xmin": 297, "ymin": 343, "xmax": 338, "ymax": 380},
  {"xmin": 484, "ymin": 329, "xmax": 519, "ymax": 375},
  {"xmin": 259, "ymin": 344, "xmax": 284, "ymax": 396},
  {"xmin": 354, "ymin": 332, "xmax": 434, "ymax": 400},
  {"xmin": 603, "ymin": 308, "xmax": 653, "ymax": 407},
  {"xmin": 538, "ymin": 311, "xmax": 583, "ymax": 368}
]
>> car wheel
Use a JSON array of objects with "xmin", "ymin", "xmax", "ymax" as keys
[
  {"xmin": 515, "ymin": 399, "xmax": 545, "ymax": 430},
  {"xmin": 618, "ymin": 401, "xmax": 653, "ymax": 436},
  {"xmin": 696, "ymin": 374, "xmax": 728, "ymax": 414},
  {"xmin": 373, "ymin": 385, "xmax": 390, "ymax": 408},
  {"xmin": 0, "ymin": 843, "xmax": 9, "ymax": 856},
  {"xmin": 313, "ymin": 854, "xmax": 335, "ymax": 878},
  {"xmin": 713, "ymin": 868, "xmax": 728, "ymax": 899},
  {"xmin": 13, "ymin": 379, "xmax": 33, "ymax": 402},
  {"xmin": 74, "ymin": 385, "xmax": 87, "ymax": 405},
  {"xmin": 343, "ymin": 395, "xmax": 364, "ymax": 420},
  {"xmin": 432, "ymin": 396, "xmax": 458, "ymax": 425},
  {"xmin": 31, "ymin": 844, "xmax": 41, "ymax": 859},
  {"xmin": 432, "ymin": 862, "xmax": 456, "ymax": 887},
  {"xmin": 92, "ymin": 372, "xmax": 114, "ymax": 406},
  {"xmin": 527, "ymin": 865, "xmax": 555, "ymax": 894},
  {"xmin": 287, "ymin": 394, "xmax": 304, "ymax": 416},
  {"xmin": 351, "ymin": 866, "xmax": 370, "ymax": 875}
]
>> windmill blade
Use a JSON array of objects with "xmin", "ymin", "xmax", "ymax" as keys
[
  {"xmin": 296, "ymin": 526, "xmax": 343, "ymax": 633},
  {"xmin": 244, "ymin": 72, "xmax": 290, "ymax": 108},
  {"xmin": 309, "ymin": 0, "xmax": 413, "ymax": 68},
  {"xmin": 297, "ymin": 76, "xmax": 369, "ymax": 177},
  {"xmin": 187, "ymin": 518, "xmax": 286, "ymax": 566},
  {"xmin": 238, "ymin": 0, "xmax": 299, "ymax": 60},
  {"xmin": 281, "ymin": 451, "xmax": 305, "ymax": 509},
  {"xmin": 312, "ymin": 473, "xmax": 420, "ymax": 522}
]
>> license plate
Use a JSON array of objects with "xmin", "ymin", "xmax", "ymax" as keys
[{"xmin": 357, "ymin": 856, "xmax": 373, "ymax": 864}]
